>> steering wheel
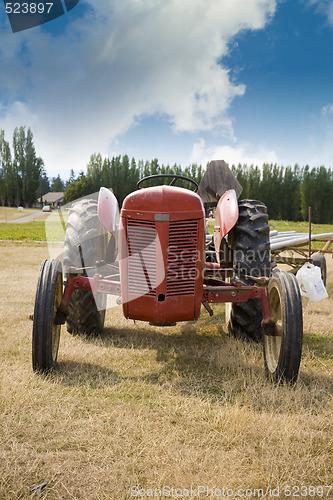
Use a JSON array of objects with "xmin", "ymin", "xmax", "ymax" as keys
[{"xmin": 137, "ymin": 174, "xmax": 198, "ymax": 192}]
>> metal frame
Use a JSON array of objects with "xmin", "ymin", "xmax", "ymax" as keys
[
  {"xmin": 271, "ymin": 234, "xmax": 333, "ymax": 273},
  {"xmin": 270, "ymin": 206, "xmax": 333, "ymax": 273},
  {"xmin": 53, "ymin": 263, "xmax": 274, "ymax": 334}
]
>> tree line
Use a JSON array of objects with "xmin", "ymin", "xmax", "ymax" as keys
[
  {"xmin": 0, "ymin": 127, "xmax": 44, "ymax": 207},
  {"xmin": 0, "ymin": 127, "xmax": 74, "ymax": 207},
  {"xmin": 232, "ymin": 163, "xmax": 333, "ymax": 223},
  {"xmin": 64, "ymin": 154, "xmax": 333, "ymax": 223},
  {"xmin": 63, "ymin": 154, "xmax": 204, "ymax": 206},
  {"xmin": 1, "ymin": 126, "xmax": 333, "ymax": 223}
]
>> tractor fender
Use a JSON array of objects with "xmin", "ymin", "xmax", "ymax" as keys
[
  {"xmin": 213, "ymin": 189, "xmax": 238, "ymax": 255},
  {"xmin": 98, "ymin": 187, "xmax": 119, "ymax": 234}
]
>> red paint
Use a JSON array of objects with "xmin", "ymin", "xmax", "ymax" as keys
[
  {"xmin": 213, "ymin": 189, "xmax": 239, "ymax": 261},
  {"xmin": 119, "ymin": 185, "xmax": 206, "ymax": 324}
]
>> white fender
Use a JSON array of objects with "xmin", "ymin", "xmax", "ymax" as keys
[{"xmin": 98, "ymin": 187, "xmax": 119, "ymax": 233}]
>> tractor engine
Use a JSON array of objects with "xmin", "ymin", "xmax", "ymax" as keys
[{"xmin": 119, "ymin": 185, "xmax": 205, "ymax": 325}]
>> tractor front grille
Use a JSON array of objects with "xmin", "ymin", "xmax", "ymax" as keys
[
  {"xmin": 126, "ymin": 218, "xmax": 199, "ymax": 298},
  {"xmin": 127, "ymin": 220, "xmax": 157, "ymax": 297},
  {"xmin": 167, "ymin": 220, "xmax": 199, "ymax": 296}
]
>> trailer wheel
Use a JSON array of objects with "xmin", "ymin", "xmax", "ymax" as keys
[
  {"xmin": 228, "ymin": 200, "xmax": 271, "ymax": 342},
  {"xmin": 312, "ymin": 253, "xmax": 327, "ymax": 286},
  {"xmin": 64, "ymin": 199, "xmax": 108, "ymax": 335},
  {"xmin": 32, "ymin": 260, "xmax": 63, "ymax": 372},
  {"xmin": 264, "ymin": 271, "xmax": 303, "ymax": 385}
]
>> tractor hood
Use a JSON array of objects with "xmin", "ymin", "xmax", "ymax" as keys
[{"xmin": 121, "ymin": 185, "xmax": 205, "ymax": 222}]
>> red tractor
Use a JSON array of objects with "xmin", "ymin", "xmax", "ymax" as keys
[{"xmin": 32, "ymin": 161, "xmax": 303, "ymax": 384}]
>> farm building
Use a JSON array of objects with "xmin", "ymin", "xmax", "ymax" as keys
[{"xmin": 38, "ymin": 192, "xmax": 64, "ymax": 208}]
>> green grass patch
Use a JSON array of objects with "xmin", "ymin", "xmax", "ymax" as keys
[
  {"xmin": 0, "ymin": 211, "xmax": 67, "ymax": 242},
  {"xmin": 0, "ymin": 221, "xmax": 67, "ymax": 241},
  {"xmin": 207, "ymin": 217, "xmax": 333, "ymax": 235},
  {"xmin": 2, "ymin": 215, "xmax": 333, "ymax": 246},
  {"xmin": 207, "ymin": 218, "xmax": 214, "ymax": 234},
  {"xmin": 0, "ymin": 221, "xmax": 46, "ymax": 241},
  {"xmin": 207, "ymin": 217, "xmax": 333, "ymax": 250},
  {"xmin": 270, "ymin": 220, "xmax": 333, "ymax": 251},
  {"xmin": 269, "ymin": 219, "xmax": 333, "ymax": 234}
]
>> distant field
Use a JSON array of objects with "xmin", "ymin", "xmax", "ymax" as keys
[
  {"xmin": 269, "ymin": 219, "xmax": 333, "ymax": 235},
  {"xmin": 0, "ymin": 206, "xmax": 41, "ymax": 222},
  {"xmin": 1, "ymin": 216, "xmax": 333, "ymax": 254},
  {"xmin": 206, "ymin": 217, "xmax": 333, "ymax": 235},
  {"xmin": 206, "ymin": 218, "xmax": 333, "ymax": 252},
  {"xmin": 0, "ymin": 221, "xmax": 64, "ymax": 242},
  {"xmin": 0, "ymin": 211, "xmax": 66, "ymax": 241},
  {"xmin": 0, "ymin": 221, "xmax": 46, "ymax": 241}
]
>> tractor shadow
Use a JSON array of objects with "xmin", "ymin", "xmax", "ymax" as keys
[
  {"xmin": 54, "ymin": 318, "xmax": 260, "ymax": 402},
  {"xmin": 54, "ymin": 318, "xmax": 333, "ymax": 413},
  {"xmin": 54, "ymin": 360, "xmax": 122, "ymax": 388}
]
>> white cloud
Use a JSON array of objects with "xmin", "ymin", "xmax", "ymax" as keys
[
  {"xmin": 321, "ymin": 103, "xmax": 333, "ymax": 115},
  {"xmin": 0, "ymin": 0, "xmax": 276, "ymax": 177},
  {"xmin": 308, "ymin": 130, "xmax": 333, "ymax": 168},
  {"xmin": 308, "ymin": 111, "xmax": 333, "ymax": 168},
  {"xmin": 305, "ymin": 0, "xmax": 333, "ymax": 25},
  {"xmin": 189, "ymin": 138, "xmax": 279, "ymax": 168},
  {"xmin": 328, "ymin": 2, "xmax": 333, "ymax": 23}
]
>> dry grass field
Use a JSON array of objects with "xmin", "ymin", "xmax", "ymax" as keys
[
  {"xmin": 0, "ymin": 241, "xmax": 332, "ymax": 499},
  {"xmin": 0, "ymin": 207, "xmax": 43, "ymax": 222}
]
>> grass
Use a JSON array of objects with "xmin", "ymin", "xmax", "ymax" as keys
[
  {"xmin": 0, "ymin": 221, "xmax": 47, "ymax": 241},
  {"xmin": 270, "ymin": 220, "xmax": 333, "ymax": 252},
  {"xmin": 269, "ymin": 219, "xmax": 333, "ymax": 235},
  {"xmin": 206, "ymin": 218, "xmax": 333, "ymax": 252},
  {"xmin": 0, "ymin": 213, "xmax": 66, "ymax": 242},
  {"xmin": 2, "ymin": 211, "xmax": 332, "ymax": 246},
  {"xmin": 207, "ymin": 217, "xmax": 333, "ymax": 235},
  {"xmin": 0, "ymin": 241, "xmax": 332, "ymax": 499}
]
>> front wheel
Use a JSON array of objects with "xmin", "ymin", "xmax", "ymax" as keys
[
  {"xmin": 263, "ymin": 271, "xmax": 303, "ymax": 385},
  {"xmin": 32, "ymin": 260, "xmax": 63, "ymax": 372}
]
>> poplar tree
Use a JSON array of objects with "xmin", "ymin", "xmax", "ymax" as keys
[
  {"xmin": 12, "ymin": 126, "xmax": 42, "ymax": 207},
  {"xmin": 0, "ymin": 130, "xmax": 12, "ymax": 206}
]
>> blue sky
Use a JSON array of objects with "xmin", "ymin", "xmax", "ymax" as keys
[{"xmin": 1, "ymin": 0, "xmax": 333, "ymax": 179}]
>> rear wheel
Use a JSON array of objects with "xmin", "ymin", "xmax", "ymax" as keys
[
  {"xmin": 32, "ymin": 260, "xmax": 62, "ymax": 372},
  {"xmin": 264, "ymin": 271, "xmax": 303, "ymax": 384},
  {"xmin": 228, "ymin": 200, "xmax": 271, "ymax": 342},
  {"xmin": 64, "ymin": 199, "xmax": 108, "ymax": 335}
]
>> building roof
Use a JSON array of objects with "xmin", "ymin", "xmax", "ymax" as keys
[{"xmin": 39, "ymin": 192, "xmax": 64, "ymax": 204}]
